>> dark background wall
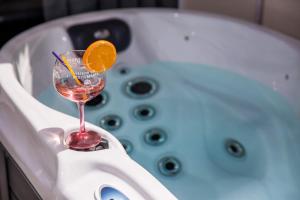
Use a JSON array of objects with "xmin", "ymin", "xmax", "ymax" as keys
[
  {"xmin": 0, "ymin": 0, "xmax": 299, "ymax": 48},
  {"xmin": 0, "ymin": 0, "xmax": 178, "ymax": 48},
  {"xmin": 0, "ymin": 0, "xmax": 44, "ymax": 47}
]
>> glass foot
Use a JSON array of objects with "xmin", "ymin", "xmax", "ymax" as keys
[{"xmin": 65, "ymin": 130, "xmax": 101, "ymax": 150}]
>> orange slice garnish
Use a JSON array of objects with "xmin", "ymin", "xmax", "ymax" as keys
[{"xmin": 83, "ymin": 40, "xmax": 117, "ymax": 73}]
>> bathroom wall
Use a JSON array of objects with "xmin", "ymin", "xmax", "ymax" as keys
[
  {"xmin": 263, "ymin": 0, "xmax": 300, "ymax": 40},
  {"xmin": 180, "ymin": 0, "xmax": 300, "ymax": 40},
  {"xmin": 180, "ymin": 0, "xmax": 258, "ymax": 22}
]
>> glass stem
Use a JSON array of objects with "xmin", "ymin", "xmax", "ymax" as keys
[{"xmin": 78, "ymin": 102, "xmax": 86, "ymax": 134}]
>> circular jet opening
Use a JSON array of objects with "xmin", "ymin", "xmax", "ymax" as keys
[
  {"xmin": 133, "ymin": 105, "xmax": 155, "ymax": 120},
  {"xmin": 119, "ymin": 139, "xmax": 133, "ymax": 154},
  {"xmin": 86, "ymin": 91, "xmax": 109, "ymax": 107},
  {"xmin": 144, "ymin": 128, "xmax": 167, "ymax": 146},
  {"xmin": 99, "ymin": 115, "xmax": 122, "ymax": 131},
  {"xmin": 124, "ymin": 77, "xmax": 158, "ymax": 98},
  {"xmin": 158, "ymin": 156, "xmax": 181, "ymax": 176},
  {"xmin": 225, "ymin": 139, "xmax": 246, "ymax": 158}
]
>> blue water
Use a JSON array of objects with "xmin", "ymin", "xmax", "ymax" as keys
[{"xmin": 37, "ymin": 62, "xmax": 300, "ymax": 200}]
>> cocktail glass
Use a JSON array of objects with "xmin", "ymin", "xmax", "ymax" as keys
[{"xmin": 53, "ymin": 50, "xmax": 105, "ymax": 150}]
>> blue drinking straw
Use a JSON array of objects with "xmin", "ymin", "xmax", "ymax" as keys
[{"xmin": 51, "ymin": 51, "xmax": 69, "ymax": 70}]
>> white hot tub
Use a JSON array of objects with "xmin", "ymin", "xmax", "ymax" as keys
[{"xmin": 0, "ymin": 9, "xmax": 300, "ymax": 200}]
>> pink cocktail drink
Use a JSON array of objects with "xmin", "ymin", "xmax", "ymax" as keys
[
  {"xmin": 55, "ymin": 79, "xmax": 105, "ymax": 102},
  {"xmin": 53, "ymin": 50, "xmax": 107, "ymax": 150}
]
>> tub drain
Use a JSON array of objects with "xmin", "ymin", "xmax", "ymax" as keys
[
  {"xmin": 86, "ymin": 91, "xmax": 109, "ymax": 107},
  {"xmin": 99, "ymin": 115, "xmax": 122, "ymax": 131},
  {"xmin": 225, "ymin": 139, "xmax": 246, "ymax": 158},
  {"xmin": 158, "ymin": 156, "xmax": 181, "ymax": 176},
  {"xmin": 144, "ymin": 128, "xmax": 167, "ymax": 146},
  {"xmin": 124, "ymin": 77, "xmax": 158, "ymax": 98},
  {"xmin": 133, "ymin": 104, "xmax": 155, "ymax": 120}
]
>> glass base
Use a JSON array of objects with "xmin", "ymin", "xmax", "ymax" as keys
[{"xmin": 65, "ymin": 130, "xmax": 101, "ymax": 151}]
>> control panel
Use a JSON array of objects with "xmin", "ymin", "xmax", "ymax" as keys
[{"xmin": 95, "ymin": 186, "xmax": 129, "ymax": 200}]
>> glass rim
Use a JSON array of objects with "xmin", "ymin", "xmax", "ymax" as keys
[
  {"xmin": 53, "ymin": 50, "xmax": 108, "ymax": 75},
  {"xmin": 58, "ymin": 50, "xmax": 86, "ymax": 56},
  {"xmin": 54, "ymin": 50, "xmax": 84, "ymax": 69}
]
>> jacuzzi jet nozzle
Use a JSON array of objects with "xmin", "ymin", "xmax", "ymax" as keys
[
  {"xmin": 225, "ymin": 139, "xmax": 246, "ymax": 158},
  {"xmin": 124, "ymin": 77, "xmax": 158, "ymax": 98},
  {"xmin": 158, "ymin": 156, "xmax": 181, "ymax": 176},
  {"xmin": 99, "ymin": 115, "xmax": 122, "ymax": 131},
  {"xmin": 144, "ymin": 128, "xmax": 167, "ymax": 146},
  {"xmin": 118, "ymin": 139, "xmax": 133, "ymax": 154}
]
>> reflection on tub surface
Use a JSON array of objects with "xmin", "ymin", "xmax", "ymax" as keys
[{"xmin": 37, "ymin": 61, "xmax": 300, "ymax": 200}]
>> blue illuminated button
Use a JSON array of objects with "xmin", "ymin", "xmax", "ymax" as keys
[{"xmin": 100, "ymin": 187, "xmax": 129, "ymax": 200}]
